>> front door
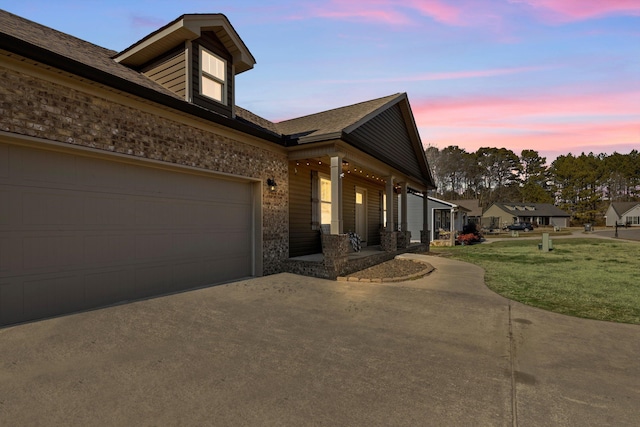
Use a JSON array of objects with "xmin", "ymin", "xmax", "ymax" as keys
[{"xmin": 355, "ymin": 187, "xmax": 367, "ymax": 245}]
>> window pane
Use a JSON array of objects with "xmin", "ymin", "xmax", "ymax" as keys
[
  {"xmin": 320, "ymin": 178, "xmax": 331, "ymax": 202},
  {"xmin": 202, "ymin": 50, "xmax": 225, "ymax": 81},
  {"xmin": 356, "ymin": 193, "xmax": 363, "ymax": 204},
  {"xmin": 202, "ymin": 76, "xmax": 222, "ymax": 101},
  {"xmin": 321, "ymin": 202, "xmax": 331, "ymax": 225}
]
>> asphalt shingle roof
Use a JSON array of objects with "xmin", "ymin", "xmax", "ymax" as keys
[
  {"xmin": 275, "ymin": 94, "xmax": 403, "ymax": 140},
  {"xmin": 0, "ymin": 9, "xmax": 182, "ymax": 100},
  {"xmin": 610, "ymin": 202, "xmax": 640, "ymax": 216},
  {"xmin": 492, "ymin": 203, "xmax": 570, "ymax": 217}
]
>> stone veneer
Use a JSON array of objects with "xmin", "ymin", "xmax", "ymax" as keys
[
  {"xmin": 380, "ymin": 230, "xmax": 398, "ymax": 252},
  {"xmin": 396, "ymin": 231, "xmax": 411, "ymax": 249},
  {"xmin": 0, "ymin": 62, "xmax": 289, "ymax": 274},
  {"xmin": 321, "ymin": 234, "xmax": 350, "ymax": 280},
  {"xmin": 420, "ymin": 230, "xmax": 430, "ymax": 245}
]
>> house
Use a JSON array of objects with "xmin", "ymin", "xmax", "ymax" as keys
[
  {"xmin": 605, "ymin": 202, "xmax": 640, "ymax": 227},
  {"xmin": 448, "ymin": 199, "xmax": 482, "ymax": 224},
  {"xmin": 482, "ymin": 203, "xmax": 570, "ymax": 230},
  {"xmin": 406, "ymin": 195, "xmax": 469, "ymax": 245},
  {"xmin": 0, "ymin": 10, "xmax": 434, "ymax": 325}
]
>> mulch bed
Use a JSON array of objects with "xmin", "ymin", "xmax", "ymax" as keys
[{"xmin": 342, "ymin": 258, "xmax": 434, "ymax": 282}]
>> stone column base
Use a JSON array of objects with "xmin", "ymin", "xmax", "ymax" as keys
[
  {"xmin": 380, "ymin": 230, "xmax": 397, "ymax": 252},
  {"xmin": 397, "ymin": 231, "xmax": 411, "ymax": 249},
  {"xmin": 322, "ymin": 234, "xmax": 350, "ymax": 279},
  {"xmin": 420, "ymin": 230, "xmax": 430, "ymax": 245}
]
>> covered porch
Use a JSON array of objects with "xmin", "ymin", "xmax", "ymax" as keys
[
  {"xmin": 286, "ymin": 146, "xmax": 431, "ymax": 279},
  {"xmin": 279, "ymin": 93, "xmax": 436, "ymax": 279}
]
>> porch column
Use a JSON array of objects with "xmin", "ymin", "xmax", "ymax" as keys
[
  {"xmin": 421, "ymin": 192, "xmax": 430, "ymax": 245},
  {"xmin": 450, "ymin": 208, "xmax": 455, "ymax": 245},
  {"xmin": 386, "ymin": 176, "xmax": 395, "ymax": 230},
  {"xmin": 400, "ymin": 182, "xmax": 408, "ymax": 232},
  {"xmin": 330, "ymin": 154, "xmax": 343, "ymax": 234}
]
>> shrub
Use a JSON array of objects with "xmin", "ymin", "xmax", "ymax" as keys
[{"xmin": 457, "ymin": 233, "xmax": 478, "ymax": 245}]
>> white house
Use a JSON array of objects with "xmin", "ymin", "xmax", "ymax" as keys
[
  {"xmin": 606, "ymin": 202, "xmax": 640, "ymax": 227},
  {"xmin": 407, "ymin": 194, "xmax": 469, "ymax": 244}
]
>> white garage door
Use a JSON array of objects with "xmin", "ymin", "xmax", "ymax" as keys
[{"xmin": 0, "ymin": 142, "xmax": 256, "ymax": 326}]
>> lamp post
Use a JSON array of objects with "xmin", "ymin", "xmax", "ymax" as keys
[{"xmin": 615, "ymin": 222, "xmax": 619, "ymax": 238}]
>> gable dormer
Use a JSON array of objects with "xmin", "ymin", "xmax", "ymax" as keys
[{"xmin": 113, "ymin": 14, "xmax": 255, "ymax": 118}]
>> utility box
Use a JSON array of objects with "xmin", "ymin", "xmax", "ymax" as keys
[{"xmin": 541, "ymin": 233, "xmax": 552, "ymax": 252}]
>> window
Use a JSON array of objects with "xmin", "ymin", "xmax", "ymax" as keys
[
  {"xmin": 320, "ymin": 176, "xmax": 332, "ymax": 225},
  {"xmin": 200, "ymin": 47, "xmax": 226, "ymax": 103},
  {"xmin": 382, "ymin": 192, "xmax": 387, "ymax": 227}
]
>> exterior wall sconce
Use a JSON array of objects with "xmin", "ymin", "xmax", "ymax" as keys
[{"xmin": 266, "ymin": 178, "xmax": 277, "ymax": 192}]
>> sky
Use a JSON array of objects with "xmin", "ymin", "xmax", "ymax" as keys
[{"xmin": 2, "ymin": 0, "xmax": 639, "ymax": 163}]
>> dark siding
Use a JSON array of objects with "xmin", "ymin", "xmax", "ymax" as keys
[
  {"xmin": 342, "ymin": 173, "xmax": 384, "ymax": 245},
  {"xmin": 142, "ymin": 48, "xmax": 186, "ymax": 99},
  {"xmin": 288, "ymin": 162, "xmax": 386, "ymax": 256},
  {"xmin": 288, "ymin": 162, "xmax": 328, "ymax": 257},
  {"xmin": 348, "ymin": 104, "xmax": 424, "ymax": 182},
  {"xmin": 191, "ymin": 32, "xmax": 233, "ymax": 117}
]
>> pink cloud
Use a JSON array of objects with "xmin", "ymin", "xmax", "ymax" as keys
[
  {"xmin": 513, "ymin": 0, "xmax": 640, "ymax": 22},
  {"xmin": 414, "ymin": 90, "xmax": 640, "ymax": 126},
  {"xmin": 303, "ymin": 0, "xmax": 414, "ymax": 26},
  {"xmin": 413, "ymin": 90, "xmax": 640, "ymax": 160},
  {"xmin": 405, "ymin": 0, "xmax": 465, "ymax": 26},
  {"xmin": 294, "ymin": 0, "xmax": 479, "ymax": 27},
  {"xmin": 321, "ymin": 65, "xmax": 551, "ymax": 84}
]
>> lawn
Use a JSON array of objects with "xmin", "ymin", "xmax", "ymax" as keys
[{"xmin": 432, "ymin": 238, "xmax": 640, "ymax": 324}]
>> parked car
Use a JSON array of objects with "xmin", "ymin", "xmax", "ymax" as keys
[{"xmin": 506, "ymin": 222, "xmax": 534, "ymax": 231}]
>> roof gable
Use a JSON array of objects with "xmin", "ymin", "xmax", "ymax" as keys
[
  {"xmin": 277, "ymin": 93, "xmax": 434, "ymax": 188},
  {"xmin": 276, "ymin": 94, "xmax": 400, "ymax": 141},
  {"xmin": 113, "ymin": 14, "xmax": 255, "ymax": 74},
  {"xmin": 610, "ymin": 202, "xmax": 640, "ymax": 217}
]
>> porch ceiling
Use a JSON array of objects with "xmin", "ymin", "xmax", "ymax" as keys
[{"xmin": 288, "ymin": 142, "xmax": 429, "ymax": 192}]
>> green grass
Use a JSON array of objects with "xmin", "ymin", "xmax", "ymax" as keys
[{"xmin": 432, "ymin": 238, "xmax": 640, "ymax": 324}]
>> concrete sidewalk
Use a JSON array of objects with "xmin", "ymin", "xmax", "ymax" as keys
[{"xmin": 1, "ymin": 255, "xmax": 639, "ymax": 426}]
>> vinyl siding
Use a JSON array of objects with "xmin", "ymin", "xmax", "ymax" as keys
[
  {"xmin": 142, "ymin": 48, "xmax": 187, "ymax": 99},
  {"xmin": 348, "ymin": 104, "xmax": 424, "ymax": 183},
  {"xmin": 288, "ymin": 162, "xmax": 387, "ymax": 256}
]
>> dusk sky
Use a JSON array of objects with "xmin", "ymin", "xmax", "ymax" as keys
[{"xmin": 2, "ymin": 0, "xmax": 639, "ymax": 163}]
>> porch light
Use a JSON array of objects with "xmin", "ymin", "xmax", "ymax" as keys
[{"xmin": 266, "ymin": 178, "xmax": 277, "ymax": 192}]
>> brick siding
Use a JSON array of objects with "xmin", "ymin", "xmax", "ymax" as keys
[{"xmin": 0, "ymin": 63, "xmax": 288, "ymax": 274}]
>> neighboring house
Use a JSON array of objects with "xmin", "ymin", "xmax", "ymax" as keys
[
  {"xmin": 482, "ymin": 203, "xmax": 570, "ymax": 229},
  {"xmin": 448, "ymin": 199, "xmax": 482, "ymax": 224},
  {"xmin": 605, "ymin": 202, "xmax": 640, "ymax": 227},
  {"xmin": 0, "ymin": 10, "xmax": 434, "ymax": 325},
  {"xmin": 406, "ymin": 195, "xmax": 469, "ymax": 244}
]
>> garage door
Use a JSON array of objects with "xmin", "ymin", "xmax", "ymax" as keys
[{"xmin": 0, "ymin": 142, "xmax": 256, "ymax": 326}]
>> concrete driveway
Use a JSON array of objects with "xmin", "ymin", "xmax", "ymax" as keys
[{"xmin": 1, "ymin": 255, "xmax": 639, "ymax": 426}]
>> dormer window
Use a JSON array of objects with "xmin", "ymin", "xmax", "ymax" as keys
[{"xmin": 200, "ymin": 47, "xmax": 227, "ymax": 104}]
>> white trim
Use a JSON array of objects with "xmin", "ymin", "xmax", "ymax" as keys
[{"xmin": 199, "ymin": 46, "xmax": 227, "ymax": 105}]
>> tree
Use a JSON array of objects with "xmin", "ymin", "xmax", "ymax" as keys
[
  {"xmin": 475, "ymin": 147, "xmax": 521, "ymax": 205},
  {"xmin": 550, "ymin": 152, "xmax": 605, "ymax": 224},
  {"xmin": 519, "ymin": 149, "xmax": 553, "ymax": 203}
]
